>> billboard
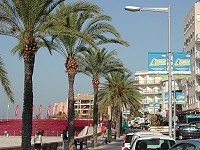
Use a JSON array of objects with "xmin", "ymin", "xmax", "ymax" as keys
[
  {"xmin": 148, "ymin": 52, "xmax": 191, "ymax": 76},
  {"xmin": 164, "ymin": 92, "xmax": 186, "ymax": 104},
  {"xmin": 148, "ymin": 52, "xmax": 168, "ymax": 74},
  {"xmin": 173, "ymin": 52, "xmax": 191, "ymax": 75},
  {"xmin": 175, "ymin": 92, "xmax": 186, "ymax": 104}
]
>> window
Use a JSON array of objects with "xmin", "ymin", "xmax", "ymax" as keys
[
  {"xmin": 197, "ymin": 13, "xmax": 200, "ymax": 22},
  {"xmin": 171, "ymin": 143, "xmax": 195, "ymax": 150}
]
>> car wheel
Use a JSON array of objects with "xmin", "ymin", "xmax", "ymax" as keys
[{"xmin": 178, "ymin": 135, "xmax": 183, "ymax": 140}]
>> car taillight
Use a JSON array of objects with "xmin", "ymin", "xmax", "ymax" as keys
[
  {"xmin": 122, "ymin": 142, "xmax": 125, "ymax": 147},
  {"xmin": 122, "ymin": 136, "xmax": 127, "ymax": 147}
]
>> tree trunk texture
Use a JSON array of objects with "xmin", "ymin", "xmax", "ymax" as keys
[
  {"xmin": 93, "ymin": 82, "xmax": 99, "ymax": 147},
  {"xmin": 67, "ymin": 72, "xmax": 76, "ymax": 150},
  {"xmin": 21, "ymin": 50, "xmax": 35, "ymax": 150},
  {"xmin": 116, "ymin": 106, "xmax": 121, "ymax": 138},
  {"xmin": 107, "ymin": 120, "xmax": 112, "ymax": 142}
]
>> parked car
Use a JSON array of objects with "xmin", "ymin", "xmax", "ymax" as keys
[
  {"xmin": 172, "ymin": 123, "xmax": 188, "ymax": 132},
  {"xmin": 170, "ymin": 139, "xmax": 200, "ymax": 150},
  {"xmin": 130, "ymin": 131, "xmax": 163, "ymax": 146},
  {"xmin": 176, "ymin": 124, "xmax": 200, "ymax": 140},
  {"xmin": 128, "ymin": 134, "xmax": 176, "ymax": 150},
  {"xmin": 122, "ymin": 132, "xmax": 135, "ymax": 150},
  {"xmin": 189, "ymin": 121, "xmax": 200, "ymax": 128},
  {"xmin": 122, "ymin": 130, "xmax": 161, "ymax": 150}
]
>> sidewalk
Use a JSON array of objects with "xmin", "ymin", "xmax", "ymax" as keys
[
  {"xmin": 0, "ymin": 136, "xmax": 62, "ymax": 149},
  {"xmin": 0, "ymin": 134, "xmax": 125, "ymax": 149},
  {"xmin": 83, "ymin": 134, "xmax": 125, "ymax": 150}
]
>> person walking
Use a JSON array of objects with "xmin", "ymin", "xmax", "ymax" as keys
[
  {"xmin": 122, "ymin": 122, "xmax": 128, "ymax": 134},
  {"xmin": 34, "ymin": 131, "xmax": 42, "ymax": 150},
  {"xmin": 101, "ymin": 123, "xmax": 106, "ymax": 138},
  {"xmin": 62, "ymin": 130, "xmax": 68, "ymax": 150}
]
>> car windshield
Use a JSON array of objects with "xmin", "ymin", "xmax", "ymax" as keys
[
  {"xmin": 135, "ymin": 139, "xmax": 175, "ymax": 150},
  {"xmin": 126, "ymin": 135, "xmax": 133, "ymax": 143}
]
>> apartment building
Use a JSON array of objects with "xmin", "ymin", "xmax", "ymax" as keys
[
  {"xmin": 183, "ymin": 1, "xmax": 200, "ymax": 110},
  {"xmin": 53, "ymin": 93, "xmax": 94, "ymax": 119},
  {"xmin": 134, "ymin": 71, "xmax": 163, "ymax": 115},
  {"xmin": 134, "ymin": 71, "xmax": 184, "ymax": 115}
]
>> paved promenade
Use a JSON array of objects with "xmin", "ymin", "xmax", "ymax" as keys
[
  {"xmin": 0, "ymin": 136, "xmax": 62, "ymax": 149},
  {"xmin": 0, "ymin": 135, "xmax": 125, "ymax": 149}
]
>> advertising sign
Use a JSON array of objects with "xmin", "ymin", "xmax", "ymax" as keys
[
  {"xmin": 175, "ymin": 92, "xmax": 186, "ymax": 104},
  {"xmin": 148, "ymin": 102, "xmax": 160, "ymax": 108},
  {"xmin": 148, "ymin": 52, "xmax": 191, "ymax": 76},
  {"xmin": 164, "ymin": 92, "xmax": 186, "ymax": 104},
  {"xmin": 173, "ymin": 52, "xmax": 191, "ymax": 75},
  {"xmin": 148, "ymin": 52, "xmax": 168, "ymax": 74}
]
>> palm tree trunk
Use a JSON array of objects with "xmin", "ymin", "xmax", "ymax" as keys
[
  {"xmin": 107, "ymin": 120, "xmax": 112, "ymax": 142},
  {"xmin": 67, "ymin": 72, "xmax": 76, "ymax": 150},
  {"xmin": 116, "ymin": 106, "xmax": 121, "ymax": 138},
  {"xmin": 93, "ymin": 80, "xmax": 99, "ymax": 148},
  {"xmin": 21, "ymin": 53, "xmax": 35, "ymax": 150}
]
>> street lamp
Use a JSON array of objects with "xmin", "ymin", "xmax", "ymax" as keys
[{"xmin": 125, "ymin": 5, "xmax": 172, "ymax": 137}]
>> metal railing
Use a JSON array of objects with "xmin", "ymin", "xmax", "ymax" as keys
[
  {"xmin": 0, "ymin": 130, "xmax": 79, "ymax": 137},
  {"xmin": 142, "ymin": 89, "xmax": 162, "ymax": 94},
  {"xmin": 135, "ymin": 80, "xmax": 161, "ymax": 85}
]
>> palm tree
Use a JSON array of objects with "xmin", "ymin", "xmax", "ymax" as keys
[
  {"xmin": 0, "ymin": 56, "xmax": 14, "ymax": 103},
  {"xmin": 50, "ymin": 3, "xmax": 101, "ymax": 149},
  {"xmin": 98, "ymin": 71, "xmax": 142, "ymax": 138},
  {"xmin": 0, "ymin": 1, "xmax": 64, "ymax": 149},
  {"xmin": 50, "ymin": 2, "xmax": 128, "ymax": 149},
  {"xmin": 78, "ymin": 48, "xmax": 124, "ymax": 147}
]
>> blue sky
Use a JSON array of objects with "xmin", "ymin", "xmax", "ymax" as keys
[{"xmin": 0, "ymin": 0, "xmax": 197, "ymax": 118}]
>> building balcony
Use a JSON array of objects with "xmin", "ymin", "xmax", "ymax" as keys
[
  {"xmin": 196, "ymin": 33, "xmax": 200, "ymax": 42},
  {"xmin": 195, "ymin": 52, "xmax": 200, "ymax": 60},
  {"xmin": 141, "ymin": 90, "xmax": 162, "ymax": 95},
  {"xmin": 133, "ymin": 80, "xmax": 161, "ymax": 86},
  {"xmin": 142, "ymin": 98, "xmax": 162, "ymax": 104},
  {"xmin": 195, "ymin": 85, "xmax": 200, "ymax": 92},
  {"xmin": 196, "ymin": 69, "xmax": 200, "ymax": 76}
]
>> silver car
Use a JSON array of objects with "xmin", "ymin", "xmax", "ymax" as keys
[
  {"xmin": 170, "ymin": 139, "xmax": 200, "ymax": 150},
  {"xmin": 126, "ymin": 134, "xmax": 175, "ymax": 150}
]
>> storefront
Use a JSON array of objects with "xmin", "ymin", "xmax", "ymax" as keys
[{"xmin": 177, "ymin": 108, "xmax": 200, "ymax": 123}]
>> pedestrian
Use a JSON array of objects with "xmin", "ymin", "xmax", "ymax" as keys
[
  {"xmin": 101, "ymin": 123, "xmax": 106, "ymax": 138},
  {"xmin": 62, "ymin": 130, "xmax": 68, "ymax": 150},
  {"xmin": 122, "ymin": 122, "xmax": 128, "ymax": 133},
  {"xmin": 34, "ymin": 131, "xmax": 42, "ymax": 150}
]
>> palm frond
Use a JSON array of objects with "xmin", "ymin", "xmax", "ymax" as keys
[{"xmin": 0, "ymin": 56, "xmax": 14, "ymax": 103}]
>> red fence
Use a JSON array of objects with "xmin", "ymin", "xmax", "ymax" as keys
[{"xmin": 0, "ymin": 119, "xmax": 93, "ymax": 136}]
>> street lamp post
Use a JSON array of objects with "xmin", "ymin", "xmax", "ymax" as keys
[{"xmin": 125, "ymin": 5, "xmax": 172, "ymax": 137}]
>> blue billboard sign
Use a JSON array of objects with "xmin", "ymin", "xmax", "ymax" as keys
[
  {"xmin": 164, "ymin": 92, "xmax": 185, "ymax": 104},
  {"xmin": 148, "ymin": 102, "xmax": 160, "ymax": 108},
  {"xmin": 148, "ymin": 52, "xmax": 167, "ymax": 74},
  {"xmin": 175, "ymin": 92, "xmax": 186, "ymax": 104},
  {"xmin": 172, "ymin": 52, "xmax": 191, "ymax": 75}
]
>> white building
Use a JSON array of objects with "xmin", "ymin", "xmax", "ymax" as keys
[
  {"xmin": 183, "ymin": 1, "xmax": 200, "ymax": 109},
  {"xmin": 134, "ymin": 71, "xmax": 163, "ymax": 114},
  {"xmin": 134, "ymin": 71, "xmax": 183, "ymax": 115}
]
